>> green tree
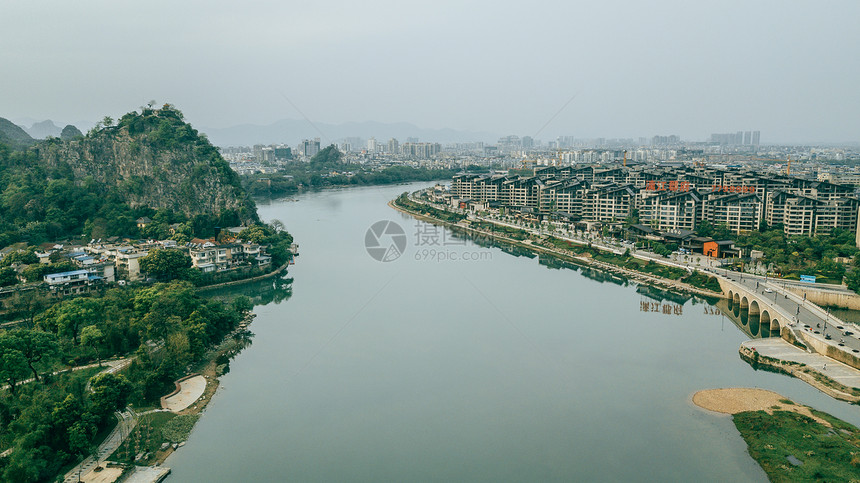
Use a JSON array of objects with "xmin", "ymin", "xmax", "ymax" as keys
[
  {"xmin": 0, "ymin": 344, "xmax": 29, "ymax": 394},
  {"xmin": 52, "ymin": 394, "xmax": 84, "ymax": 435},
  {"xmin": 846, "ymin": 268, "xmax": 860, "ymax": 294},
  {"xmin": 36, "ymin": 297, "xmax": 101, "ymax": 345},
  {"xmin": 232, "ymin": 295, "xmax": 253, "ymax": 313},
  {"xmin": 0, "ymin": 266, "xmax": 16, "ymax": 286},
  {"xmin": 67, "ymin": 414, "xmax": 99, "ymax": 460},
  {"xmin": 696, "ymin": 220, "xmax": 715, "ymax": 237},
  {"xmin": 139, "ymin": 248, "xmax": 191, "ymax": 281},
  {"xmin": 0, "ymin": 249, "xmax": 38, "ymax": 267},
  {"xmin": 80, "ymin": 325, "xmax": 104, "ymax": 366},
  {"xmin": 88, "ymin": 373, "xmax": 132, "ymax": 421},
  {"xmin": 237, "ymin": 225, "xmax": 273, "ymax": 244},
  {"xmin": 10, "ymin": 329, "xmax": 59, "ymax": 381}
]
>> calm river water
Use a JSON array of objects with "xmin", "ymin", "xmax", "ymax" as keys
[{"xmin": 166, "ymin": 182, "xmax": 860, "ymax": 482}]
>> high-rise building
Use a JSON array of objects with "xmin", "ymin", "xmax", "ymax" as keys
[
  {"xmin": 274, "ymin": 145, "xmax": 292, "ymax": 160},
  {"xmin": 299, "ymin": 138, "xmax": 320, "ymax": 158},
  {"xmin": 367, "ymin": 137, "xmax": 378, "ymax": 152},
  {"xmin": 387, "ymin": 138, "xmax": 399, "ymax": 154},
  {"xmin": 752, "ymin": 131, "xmax": 760, "ymax": 145},
  {"xmin": 522, "ymin": 136, "xmax": 534, "ymax": 149},
  {"xmin": 710, "ymin": 131, "xmax": 756, "ymax": 145},
  {"xmin": 651, "ymin": 135, "xmax": 680, "ymax": 146}
]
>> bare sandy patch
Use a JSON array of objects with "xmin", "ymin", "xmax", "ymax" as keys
[
  {"xmin": 692, "ymin": 388, "xmax": 830, "ymax": 426},
  {"xmin": 162, "ymin": 375, "xmax": 206, "ymax": 412}
]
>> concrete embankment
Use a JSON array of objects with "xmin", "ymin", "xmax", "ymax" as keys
[
  {"xmin": 196, "ymin": 260, "xmax": 291, "ymax": 292},
  {"xmin": 739, "ymin": 338, "xmax": 860, "ymax": 403},
  {"xmin": 389, "ymin": 200, "xmax": 722, "ymax": 299}
]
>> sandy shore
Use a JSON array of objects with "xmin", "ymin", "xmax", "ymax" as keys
[{"xmin": 692, "ymin": 388, "xmax": 829, "ymax": 426}]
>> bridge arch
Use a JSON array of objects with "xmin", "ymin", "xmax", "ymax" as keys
[
  {"xmin": 749, "ymin": 300, "xmax": 760, "ymax": 317},
  {"xmin": 740, "ymin": 296, "xmax": 749, "ymax": 311},
  {"xmin": 733, "ymin": 292, "xmax": 740, "ymax": 306},
  {"xmin": 761, "ymin": 309, "xmax": 778, "ymax": 332}
]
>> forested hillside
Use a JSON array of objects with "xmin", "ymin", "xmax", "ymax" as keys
[{"xmin": 0, "ymin": 105, "xmax": 258, "ymax": 246}]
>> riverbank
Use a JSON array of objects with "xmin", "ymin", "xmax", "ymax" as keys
[
  {"xmin": 693, "ymin": 388, "xmax": 860, "ymax": 481},
  {"xmin": 389, "ymin": 198, "xmax": 723, "ymax": 299},
  {"xmin": 105, "ymin": 311, "xmax": 256, "ymax": 471},
  {"xmin": 196, "ymin": 259, "xmax": 291, "ymax": 292}
]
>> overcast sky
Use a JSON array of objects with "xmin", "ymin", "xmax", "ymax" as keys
[{"xmin": 2, "ymin": 0, "xmax": 858, "ymax": 143}]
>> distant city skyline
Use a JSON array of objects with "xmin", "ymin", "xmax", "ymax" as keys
[{"xmin": 2, "ymin": 1, "xmax": 859, "ymax": 144}]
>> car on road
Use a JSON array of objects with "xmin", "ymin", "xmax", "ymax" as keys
[
  {"xmin": 845, "ymin": 331, "xmax": 854, "ymax": 336},
  {"xmin": 764, "ymin": 288, "xmax": 773, "ymax": 293}
]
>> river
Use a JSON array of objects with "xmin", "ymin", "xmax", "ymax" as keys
[{"xmin": 165, "ymin": 182, "xmax": 860, "ymax": 482}]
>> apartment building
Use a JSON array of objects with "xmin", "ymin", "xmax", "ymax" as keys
[
  {"xmin": 639, "ymin": 191, "xmax": 702, "ymax": 231},
  {"xmin": 448, "ymin": 165, "xmax": 859, "ymax": 238},
  {"xmin": 703, "ymin": 193, "xmax": 763, "ymax": 234},
  {"xmin": 582, "ymin": 184, "xmax": 636, "ymax": 222}
]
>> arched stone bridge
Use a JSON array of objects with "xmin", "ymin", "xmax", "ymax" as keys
[
  {"xmin": 714, "ymin": 270, "xmax": 860, "ymax": 372},
  {"xmin": 718, "ymin": 276, "xmax": 793, "ymax": 336},
  {"xmin": 726, "ymin": 287, "xmax": 782, "ymax": 333}
]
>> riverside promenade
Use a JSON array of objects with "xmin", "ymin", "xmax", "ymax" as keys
[{"xmin": 398, "ymin": 191, "xmax": 860, "ymax": 372}]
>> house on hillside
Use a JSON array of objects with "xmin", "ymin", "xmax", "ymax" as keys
[{"xmin": 136, "ymin": 217, "xmax": 153, "ymax": 229}]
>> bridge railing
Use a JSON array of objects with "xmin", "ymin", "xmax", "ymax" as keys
[{"xmin": 764, "ymin": 280, "xmax": 860, "ymax": 333}]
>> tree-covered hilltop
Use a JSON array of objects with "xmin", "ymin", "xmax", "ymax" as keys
[
  {"xmin": 0, "ymin": 118, "xmax": 35, "ymax": 150},
  {"xmin": 0, "ymin": 105, "xmax": 259, "ymax": 245}
]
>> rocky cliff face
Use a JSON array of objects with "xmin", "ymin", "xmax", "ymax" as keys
[{"xmin": 33, "ymin": 107, "xmax": 257, "ymax": 223}]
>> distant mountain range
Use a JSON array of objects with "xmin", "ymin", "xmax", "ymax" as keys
[
  {"xmin": 8, "ymin": 116, "xmax": 497, "ymax": 147},
  {"xmin": 7, "ymin": 118, "xmax": 91, "ymax": 141},
  {"xmin": 200, "ymin": 119, "xmax": 497, "ymax": 147}
]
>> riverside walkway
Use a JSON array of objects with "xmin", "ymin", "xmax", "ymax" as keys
[
  {"xmin": 402, "ymin": 192, "xmax": 860, "ymax": 369},
  {"xmin": 63, "ymin": 410, "xmax": 136, "ymax": 483}
]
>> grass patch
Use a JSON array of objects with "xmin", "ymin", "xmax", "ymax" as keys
[
  {"xmin": 733, "ymin": 409, "xmax": 860, "ymax": 482},
  {"xmin": 161, "ymin": 414, "xmax": 200, "ymax": 443}
]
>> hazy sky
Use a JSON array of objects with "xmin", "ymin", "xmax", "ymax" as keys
[{"xmin": 2, "ymin": 0, "xmax": 858, "ymax": 143}]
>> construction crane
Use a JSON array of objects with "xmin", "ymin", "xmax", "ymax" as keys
[{"xmin": 623, "ymin": 150, "xmax": 627, "ymax": 167}]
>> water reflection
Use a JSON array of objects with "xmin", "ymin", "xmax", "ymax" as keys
[
  {"xmin": 714, "ymin": 298, "xmax": 773, "ymax": 339},
  {"xmin": 467, "ymin": 228, "xmax": 776, "ymax": 341},
  {"xmin": 635, "ymin": 284, "xmax": 693, "ymax": 306},
  {"xmin": 200, "ymin": 275, "xmax": 294, "ymax": 307}
]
